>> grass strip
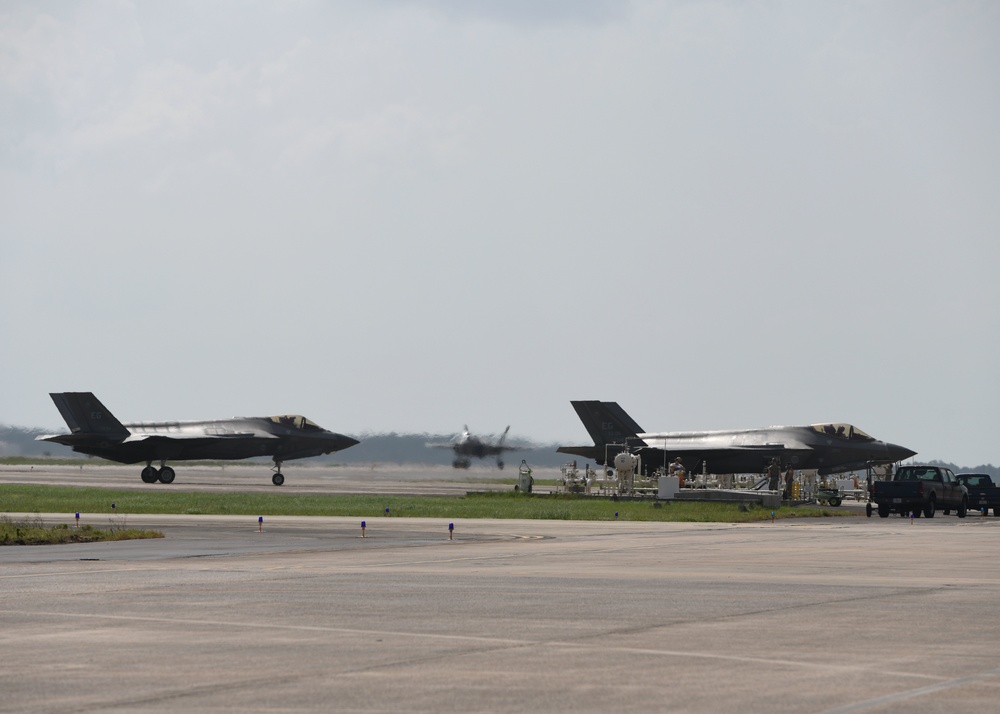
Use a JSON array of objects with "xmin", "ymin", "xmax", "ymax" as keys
[
  {"xmin": 0, "ymin": 484, "xmax": 854, "ymax": 522},
  {"xmin": 0, "ymin": 515, "xmax": 163, "ymax": 545}
]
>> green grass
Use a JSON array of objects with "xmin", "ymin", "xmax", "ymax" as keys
[
  {"xmin": 0, "ymin": 515, "xmax": 163, "ymax": 545},
  {"xmin": 0, "ymin": 484, "xmax": 855, "ymax": 522}
]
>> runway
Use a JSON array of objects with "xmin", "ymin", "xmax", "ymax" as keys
[
  {"xmin": 0, "ymin": 461, "xmax": 559, "ymax": 496},
  {"xmin": 2, "ymin": 467, "xmax": 999, "ymax": 712}
]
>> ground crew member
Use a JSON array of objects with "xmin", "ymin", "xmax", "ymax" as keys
[
  {"xmin": 767, "ymin": 458, "xmax": 781, "ymax": 491},
  {"xmin": 668, "ymin": 457, "xmax": 685, "ymax": 487}
]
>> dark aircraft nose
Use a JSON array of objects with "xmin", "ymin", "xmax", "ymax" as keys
[
  {"xmin": 885, "ymin": 442, "xmax": 917, "ymax": 462},
  {"xmin": 326, "ymin": 433, "xmax": 359, "ymax": 451}
]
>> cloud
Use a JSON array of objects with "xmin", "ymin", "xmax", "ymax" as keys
[{"xmin": 71, "ymin": 60, "xmax": 243, "ymax": 151}]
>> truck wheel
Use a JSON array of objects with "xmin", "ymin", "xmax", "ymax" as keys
[
  {"xmin": 957, "ymin": 499, "xmax": 967, "ymax": 518},
  {"xmin": 994, "ymin": 508, "xmax": 999, "ymax": 518},
  {"xmin": 923, "ymin": 499, "xmax": 936, "ymax": 518},
  {"xmin": 877, "ymin": 503, "xmax": 890, "ymax": 518},
  {"xmin": 866, "ymin": 503, "xmax": 873, "ymax": 518},
  {"xmin": 943, "ymin": 509, "xmax": 950, "ymax": 515}
]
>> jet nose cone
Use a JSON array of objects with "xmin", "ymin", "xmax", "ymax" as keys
[
  {"xmin": 328, "ymin": 433, "xmax": 359, "ymax": 451},
  {"xmin": 317, "ymin": 431, "xmax": 359, "ymax": 453},
  {"xmin": 886, "ymin": 442, "xmax": 917, "ymax": 462}
]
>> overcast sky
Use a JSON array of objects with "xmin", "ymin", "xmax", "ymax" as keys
[{"xmin": 2, "ymin": 1, "xmax": 998, "ymax": 465}]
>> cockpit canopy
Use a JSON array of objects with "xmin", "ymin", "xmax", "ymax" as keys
[
  {"xmin": 268, "ymin": 415, "xmax": 324, "ymax": 432},
  {"xmin": 809, "ymin": 423, "xmax": 874, "ymax": 442}
]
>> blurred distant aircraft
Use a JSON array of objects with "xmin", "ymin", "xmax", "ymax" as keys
[
  {"xmin": 37, "ymin": 392, "xmax": 358, "ymax": 486},
  {"xmin": 427, "ymin": 425, "xmax": 527, "ymax": 469}
]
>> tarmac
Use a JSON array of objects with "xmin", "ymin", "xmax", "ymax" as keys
[{"xmin": 2, "ymin": 464, "xmax": 999, "ymax": 712}]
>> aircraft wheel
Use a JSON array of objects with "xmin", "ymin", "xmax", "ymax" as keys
[
  {"xmin": 141, "ymin": 466, "xmax": 159, "ymax": 483},
  {"xmin": 158, "ymin": 466, "xmax": 176, "ymax": 484},
  {"xmin": 865, "ymin": 503, "xmax": 873, "ymax": 518},
  {"xmin": 272, "ymin": 472, "xmax": 285, "ymax": 486},
  {"xmin": 497, "ymin": 460, "xmax": 504, "ymax": 470}
]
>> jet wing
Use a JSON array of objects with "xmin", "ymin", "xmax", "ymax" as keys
[
  {"xmin": 123, "ymin": 432, "xmax": 274, "ymax": 442},
  {"xmin": 641, "ymin": 441, "xmax": 800, "ymax": 452},
  {"xmin": 556, "ymin": 445, "xmax": 602, "ymax": 461},
  {"xmin": 35, "ymin": 433, "xmax": 104, "ymax": 446},
  {"xmin": 637, "ymin": 432, "xmax": 811, "ymax": 452},
  {"xmin": 426, "ymin": 441, "xmax": 458, "ymax": 449}
]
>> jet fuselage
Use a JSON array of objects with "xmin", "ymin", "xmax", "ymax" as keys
[
  {"xmin": 37, "ymin": 393, "xmax": 358, "ymax": 486},
  {"xmin": 558, "ymin": 401, "xmax": 916, "ymax": 476},
  {"xmin": 52, "ymin": 417, "xmax": 358, "ymax": 464}
]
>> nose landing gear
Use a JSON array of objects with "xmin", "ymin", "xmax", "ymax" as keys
[{"xmin": 272, "ymin": 460, "xmax": 285, "ymax": 486}]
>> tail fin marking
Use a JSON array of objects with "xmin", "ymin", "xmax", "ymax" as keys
[
  {"xmin": 49, "ymin": 392, "xmax": 129, "ymax": 439},
  {"xmin": 570, "ymin": 401, "xmax": 643, "ymax": 447}
]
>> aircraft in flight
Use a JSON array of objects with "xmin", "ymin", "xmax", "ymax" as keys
[
  {"xmin": 36, "ymin": 392, "xmax": 359, "ymax": 486},
  {"xmin": 427, "ymin": 425, "xmax": 525, "ymax": 469},
  {"xmin": 557, "ymin": 400, "xmax": 916, "ymax": 476}
]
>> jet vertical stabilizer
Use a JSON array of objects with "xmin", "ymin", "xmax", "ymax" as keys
[
  {"xmin": 49, "ymin": 392, "xmax": 129, "ymax": 440},
  {"xmin": 556, "ymin": 401, "xmax": 646, "ymax": 463}
]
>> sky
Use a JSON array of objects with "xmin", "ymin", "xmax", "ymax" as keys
[{"xmin": 1, "ymin": 1, "xmax": 998, "ymax": 466}]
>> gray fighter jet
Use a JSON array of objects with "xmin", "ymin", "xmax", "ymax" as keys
[
  {"xmin": 36, "ymin": 392, "xmax": 358, "ymax": 486},
  {"xmin": 558, "ymin": 400, "xmax": 915, "ymax": 476},
  {"xmin": 427, "ymin": 425, "xmax": 524, "ymax": 469}
]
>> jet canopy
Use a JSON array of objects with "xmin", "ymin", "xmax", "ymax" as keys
[
  {"xmin": 268, "ymin": 415, "xmax": 324, "ymax": 432},
  {"xmin": 809, "ymin": 423, "xmax": 874, "ymax": 442}
]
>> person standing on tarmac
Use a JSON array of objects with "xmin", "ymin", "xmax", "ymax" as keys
[
  {"xmin": 784, "ymin": 465, "xmax": 795, "ymax": 499},
  {"xmin": 767, "ymin": 458, "xmax": 781, "ymax": 492},
  {"xmin": 668, "ymin": 457, "xmax": 685, "ymax": 487}
]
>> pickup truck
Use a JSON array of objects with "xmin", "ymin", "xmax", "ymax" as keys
[
  {"xmin": 956, "ymin": 473, "xmax": 1000, "ymax": 517},
  {"xmin": 870, "ymin": 465, "xmax": 968, "ymax": 518}
]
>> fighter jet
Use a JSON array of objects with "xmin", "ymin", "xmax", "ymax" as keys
[
  {"xmin": 557, "ymin": 400, "xmax": 915, "ymax": 476},
  {"xmin": 36, "ymin": 392, "xmax": 359, "ymax": 486},
  {"xmin": 427, "ymin": 425, "xmax": 525, "ymax": 469}
]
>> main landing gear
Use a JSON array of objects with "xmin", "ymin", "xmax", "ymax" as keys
[
  {"xmin": 140, "ymin": 462, "xmax": 175, "ymax": 484},
  {"xmin": 138, "ymin": 460, "xmax": 290, "ymax": 486}
]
